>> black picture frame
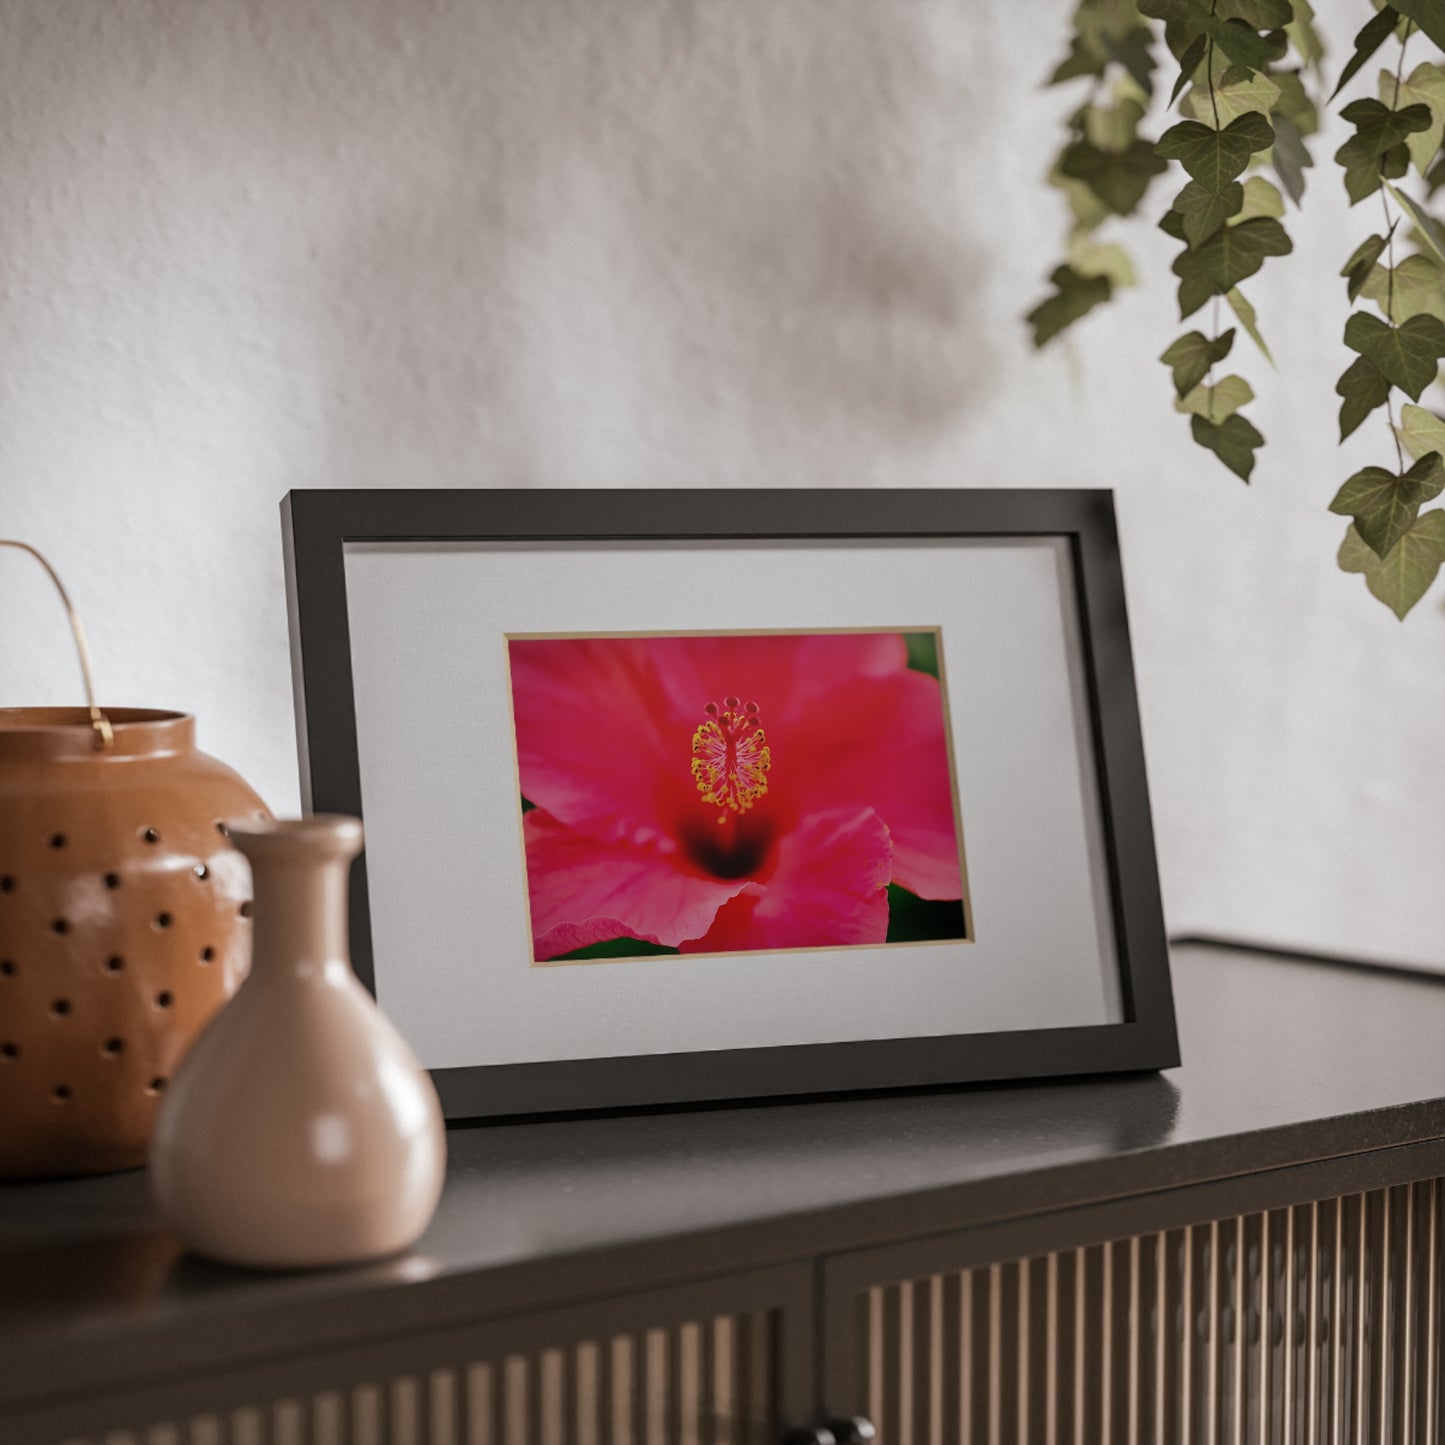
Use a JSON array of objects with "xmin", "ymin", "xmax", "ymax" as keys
[{"xmin": 281, "ymin": 488, "xmax": 1178, "ymax": 1119}]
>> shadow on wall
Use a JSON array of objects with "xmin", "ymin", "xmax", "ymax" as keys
[{"xmin": 300, "ymin": 0, "xmax": 998, "ymax": 488}]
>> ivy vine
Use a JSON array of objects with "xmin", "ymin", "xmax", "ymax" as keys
[{"xmin": 1031, "ymin": 0, "xmax": 1445, "ymax": 618}]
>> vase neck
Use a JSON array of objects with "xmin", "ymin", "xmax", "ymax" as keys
[{"xmin": 227, "ymin": 816, "xmax": 364, "ymax": 975}]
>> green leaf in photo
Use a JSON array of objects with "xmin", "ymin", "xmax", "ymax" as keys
[
  {"xmin": 1395, "ymin": 401, "xmax": 1445, "ymax": 460},
  {"xmin": 885, "ymin": 885, "xmax": 967, "ymax": 945},
  {"xmin": 1160, "ymin": 327, "xmax": 1236, "ymax": 395},
  {"xmin": 1157, "ymin": 113, "xmax": 1275, "ymax": 191},
  {"xmin": 1343, "ymin": 310, "xmax": 1445, "ymax": 398},
  {"xmin": 1384, "ymin": 181, "xmax": 1445, "ymax": 266},
  {"xmin": 1172, "ymin": 216, "xmax": 1292, "ymax": 318},
  {"xmin": 1359, "ymin": 252, "xmax": 1445, "ymax": 321},
  {"xmin": 1269, "ymin": 110, "xmax": 1314, "ymax": 205},
  {"xmin": 1336, "ymin": 354, "xmax": 1393, "ymax": 439},
  {"xmin": 1175, "ymin": 373, "xmax": 1255, "ymax": 420},
  {"xmin": 1341, "ymin": 231, "xmax": 1391, "ymax": 302},
  {"xmin": 555, "ymin": 936, "xmax": 680, "ymax": 961},
  {"xmin": 1380, "ymin": 62, "xmax": 1445, "ymax": 174},
  {"xmin": 1328, "ymin": 452, "xmax": 1445, "ymax": 558},
  {"xmin": 1159, "ymin": 207, "xmax": 1189, "ymax": 242},
  {"xmin": 1060, "ymin": 138, "xmax": 1170, "ymax": 215},
  {"xmin": 1392, "ymin": 0, "xmax": 1445, "ymax": 56},
  {"xmin": 1226, "ymin": 286, "xmax": 1274, "ymax": 362},
  {"xmin": 1330, "ymin": 5, "xmax": 1401, "ymax": 102},
  {"xmin": 1177, "ymin": 177, "xmax": 1246, "ymax": 244},
  {"xmin": 1026, "ymin": 264, "xmax": 1114, "ymax": 347},
  {"xmin": 1190, "ymin": 411, "xmax": 1265, "ymax": 480},
  {"xmin": 1337, "ymin": 509, "xmax": 1445, "ymax": 617},
  {"xmin": 903, "ymin": 631, "xmax": 940, "ymax": 678}
]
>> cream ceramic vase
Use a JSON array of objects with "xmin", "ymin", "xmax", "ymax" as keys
[{"xmin": 150, "ymin": 815, "xmax": 446, "ymax": 1269}]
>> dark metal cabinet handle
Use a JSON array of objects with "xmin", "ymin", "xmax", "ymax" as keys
[
  {"xmin": 782, "ymin": 1417, "xmax": 876, "ymax": 1444},
  {"xmin": 823, "ymin": 1417, "xmax": 877, "ymax": 1444}
]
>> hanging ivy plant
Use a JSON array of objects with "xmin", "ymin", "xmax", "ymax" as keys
[{"xmin": 1030, "ymin": 0, "xmax": 1445, "ymax": 618}]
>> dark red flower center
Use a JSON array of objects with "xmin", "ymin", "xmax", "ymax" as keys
[{"xmin": 690, "ymin": 696, "xmax": 771, "ymax": 823}]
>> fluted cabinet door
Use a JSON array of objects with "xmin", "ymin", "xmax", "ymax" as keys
[
  {"xmin": 8, "ymin": 1263, "xmax": 815, "ymax": 1445},
  {"xmin": 822, "ymin": 1180, "xmax": 1444, "ymax": 1445}
]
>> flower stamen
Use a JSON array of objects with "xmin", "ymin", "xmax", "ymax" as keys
[{"xmin": 691, "ymin": 698, "xmax": 771, "ymax": 822}]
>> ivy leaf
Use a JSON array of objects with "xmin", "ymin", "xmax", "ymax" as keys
[
  {"xmin": 1328, "ymin": 452, "xmax": 1445, "ymax": 558},
  {"xmin": 1190, "ymin": 411, "xmax": 1264, "ymax": 480},
  {"xmin": 1067, "ymin": 238, "xmax": 1138, "ymax": 288},
  {"xmin": 1027, "ymin": 265, "xmax": 1113, "ymax": 347},
  {"xmin": 1084, "ymin": 97, "xmax": 1149, "ymax": 152},
  {"xmin": 1172, "ymin": 216, "xmax": 1293, "ymax": 318},
  {"xmin": 1286, "ymin": 0, "xmax": 1325, "ymax": 71},
  {"xmin": 1049, "ymin": 0, "xmax": 1155, "ymax": 85},
  {"xmin": 1177, "ymin": 178, "xmax": 1246, "ymax": 243},
  {"xmin": 1183, "ymin": 65, "xmax": 1282, "ymax": 125},
  {"xmin": 1384, "ymin": 180, "xmax": 1445, "ymax": 266},
  {"xmin": 1103, "ymin": 28, "xmax": 1160, "ymax": 97},
  {"xmin": 1170, "ymin": 33, "xmax": 1209, "ymax": 105},
  {"xmin": 1270, "ymin": 70, "xmax": 1319, "ymax": 136},
  {"xmin": 1236, "ymin": 176, "xmax": 1285, "ymax": 222},
  {"xmin": 1337, "ymin": 510, "xmax": 1445, "ymax": 618},
  {"xmin": 1335, "ymin": 99, "xmax": 1432, "ymax": 203},
  {"xmin": 1343, "ymin": 311, "xmax": 1445, "ymax": 399},
  {"xmin": 1383, "ymin": 62, "xmax": 1445, "ymax": 174},
  {"xmin": 1359, "ymin": 252, "xmax": 1445, "ymax": 321},
  {"xmin": 1335, "ymin": 354, "xmax": 1392, "ymax": 439},
  {"xmin": 1329, "ymin": 5, "xmax": 1401, "ymax": 102},
  {"xmin": 1159, "ymin": 207, "xmax": 1188, "ymax": 241},
  {"xmin": 1393, "ymin": 0, "xmax": 1445, "ymax": 56},
  {"xmin": 1216, "ymin": 0, "xmax": 1293, "ymax": 26},
  {"xmin": 1202, "ymin": 14, "xmax": 1288, "ymax": 73},
  {"xmin": 1395, "ymin": 401, "xmax": 1445, "ymax": 460},
  {"xmin": 1341, "ymin": 232, "xmax": 1391, "ymax": 302},
  {"xmin": 1060, "ymin": 138, "xmax": 1170, "ymax": 215},
  {"xmin": 1160, "ymin": 327, "xmax": 1237, "ymax": 395},
  {"xmin": 1226, "ymin": 286, "xmax": 1274, "ymax": 362},
  {"xmin": 1270, "ymin": 111, "xmax": 1313, "ymax": 205},
  {"xmin": 1175, "ymin": 373, "xmax": 1256, "ymax": 419},
  {"xmin": 1138, "ymin": 0, "xmax": 1206, "ymax": 64},
  {"xmin": 1157, "ymin": 113, "xmax": 1275, "ymax": 190}
]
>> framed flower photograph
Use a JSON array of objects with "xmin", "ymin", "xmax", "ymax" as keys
[{"xmin": 282, "ymin": 489, "xmax": 1177, "ymax": 1118}]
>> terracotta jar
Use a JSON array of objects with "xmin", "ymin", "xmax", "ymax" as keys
[
  {"xmin": 150, "ymin": 815, "xmax": 447, "ymax": 1269},
  {"xmin": 0, "ymin": 708, "xmax": 270, "ymax": 1178}
]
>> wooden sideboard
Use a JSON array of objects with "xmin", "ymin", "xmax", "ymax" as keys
[{"xmin": 3, "ymin": 940, "xmax": 1443, "ymax": 1445}]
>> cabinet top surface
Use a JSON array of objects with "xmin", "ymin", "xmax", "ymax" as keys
[{"xmin": 3, "ymin": 941, "xmax": 1444, "ymax": 1395}]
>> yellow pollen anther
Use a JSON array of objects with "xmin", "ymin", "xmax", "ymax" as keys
[{"xmin": 691, "ymin": 700, "xmax": 771, "ymax": 818}]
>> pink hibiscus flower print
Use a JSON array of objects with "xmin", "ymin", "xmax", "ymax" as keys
[{"xmin": 508, "ymin": 630, "xmax": 969, "ymax": 962}]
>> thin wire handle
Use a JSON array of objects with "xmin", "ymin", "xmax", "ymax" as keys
[{"xmin": 0, "ymin": 539, "xmax": 113, "ymax": 749}]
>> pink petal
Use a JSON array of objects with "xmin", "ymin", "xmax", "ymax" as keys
[
  {"xmin": 644, "ymin": 632, "xmax": 909, "ymax": 731},
  {"xmin": 525, "ymin": 810, "xmax": 749, "ymax": 960},
  {"xmin": 509, "ymin": 638, "xmax": 694, "ymax": 842},
  {"xmin": 773, "ymin": 670, "xmax": 964, "ymax": 900},
  {"xmin": 682, "ymin": 806, "xmax": 892, "ymax": 954}
]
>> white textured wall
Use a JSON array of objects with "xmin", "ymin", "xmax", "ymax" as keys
[{"xmin": 2, "ymin": 0, "xmax": 1440, "ymax": 970}]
